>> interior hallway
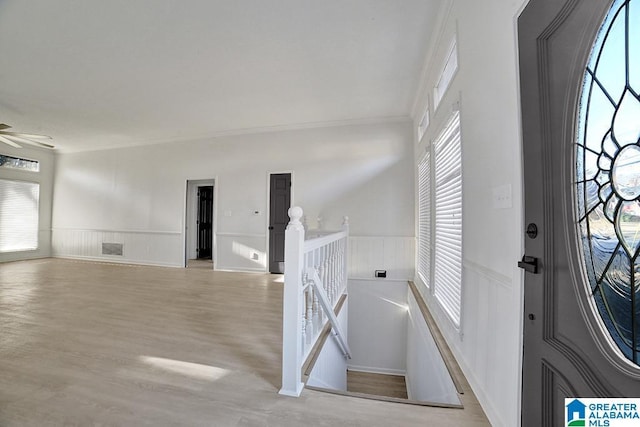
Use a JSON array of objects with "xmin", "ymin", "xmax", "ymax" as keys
[{"xmin": 0, "ymin": 259, "xmax": 489, "ymax": 426}]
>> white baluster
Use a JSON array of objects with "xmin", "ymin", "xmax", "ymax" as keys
[
  {"xmin": 312, "ymin": 288, "xmax": 320, "ymax": 334},
  {"xmin": 305, "ymin": 286, "xmax": 313, "ymax": 344},
  {"xmin": 342, "ymin": 216, "xmax": 349, "ymax": 296}
]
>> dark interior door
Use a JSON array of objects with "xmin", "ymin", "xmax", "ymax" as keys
[
  {"xmin": 269, "ymin": 173, "xmax": 291, "ymax": 274},
  {"xmin": 197, "ymin": 186, "xmax": 213, "ymax": 259},
  {"xmin": 519, "ymin": 1, "xmax": 640, "ymax": 426}
]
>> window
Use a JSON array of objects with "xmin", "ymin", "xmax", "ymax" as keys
[
  {"xmin": 417, "ymin": 106, "xmax": 430, "ymax": 143},
  {"xmin": 417, "ymin": 151, "xmax": 431, "ymax": 287},
  {"xmin": 0, "ymin": 179, "xmax": 40, "ymax": 252},
  {"xmin": 575, "ymin": 0, "xmax": 640, "ymax": 365},
  {"xmin": 0, "ymin": 154, "xmax": 39, "ymax": 172},
  {"xmin": 434, "ymin": 40, "xmax": 458, "ymax": 110},
  {"xmin": 417, "ymin": 111, "xmax": 463, "ymax": 327},
  {"xmin": 434, "ymin": 111, "xmax": 462, "ymax": 326}
]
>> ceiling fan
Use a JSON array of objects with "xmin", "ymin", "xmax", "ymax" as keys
[{"xmin": 0, "ymin": 124, "xmax": 54, "ymax": 149}]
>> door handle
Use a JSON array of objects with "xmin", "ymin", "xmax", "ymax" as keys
[{"xmin": 518, "ymin": 256, "xmax": 539, "ymax": 274}]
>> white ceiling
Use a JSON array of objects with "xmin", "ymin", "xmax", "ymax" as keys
[{"xmin": 0, "ymin": 1, "xmax": 443, "ymax": 152}]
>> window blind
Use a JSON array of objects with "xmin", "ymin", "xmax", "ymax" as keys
[
  {"xmin": 418, "ymin": 151, "xmax": 431, "ymax": 287},
  {"xmin": 433, "ymin": 112, "xmax": 462, "ymax": 327},
  {"xmin": 0, "ymin": 179, "xmax": 39, "ymax": 252}
]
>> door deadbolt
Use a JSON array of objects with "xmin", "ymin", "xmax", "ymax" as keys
[{"xmin": 526, "ymin": 223, "xmax": 538, "ymax": 239}]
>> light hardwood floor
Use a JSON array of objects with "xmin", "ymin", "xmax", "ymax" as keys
[{"xmin": 0, "ymin": 259, "xmax": 490, "ymax": 426}]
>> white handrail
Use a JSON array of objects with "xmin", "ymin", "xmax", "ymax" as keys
[{"xmin": 279, "ymin": 206, "xmax": 349, "ymax": 397}]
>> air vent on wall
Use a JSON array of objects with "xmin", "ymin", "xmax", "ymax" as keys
[{"xmin": 102, "ymin": 243, "xmax": 123, "ymax": 256}]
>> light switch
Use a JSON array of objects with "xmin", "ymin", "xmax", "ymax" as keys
[{"xmin": 492, "ymin": 184, "xmax": 512, "ymax": 209}]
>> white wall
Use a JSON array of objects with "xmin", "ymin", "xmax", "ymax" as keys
[
  {"xmin": 406, "ymin": 289, "xmax": 459, "ymax": 405},
  {"xmin": 347, "ymin": 279, "xmax": 408, "ymax": 375},
  {"xmin": 52, "ymin": 121, "xmax": 415, "ymax": 270},
  {"xmin": 0, "ymin": 145, "xmax": 54, "ymax": 263},
  {"xmin": 412, "ymin": 1, "xmax": 527, "ymax": 426}
]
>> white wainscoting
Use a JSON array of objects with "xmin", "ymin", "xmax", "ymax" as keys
[
  {"xmin": 457, "ymin": 260, "xmax": 519, "ymax": 427},
  {"xmin": 51, "ymin": 228, "xmax": 183, "ymax": 267},
  {"xmin": 215, "ymin": 232, "xmax": 267, "ymax": 272},
  {"xmin": 415, "ymin": 260, "xmax": 520, "ymax": 427},
  {"xmin": 51, "ymin": 231, "xmax": 415, "ymax": 276},
  {"xmin": 348, "ymin": 236, "xmax": 414, "ymax": 280}
]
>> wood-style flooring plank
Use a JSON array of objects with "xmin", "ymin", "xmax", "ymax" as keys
[{"xmin": 0, "ymin": 259, "xmax": 490, "ymax": 426}]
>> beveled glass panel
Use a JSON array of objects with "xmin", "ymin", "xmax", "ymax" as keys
[
  {"xmin": 594, "ymin": 7, "xmax": 627, "ymax": 102},
  {"xmin": 586, "ymin": 180, "xmax": 600, "ymax": 213},
  {"xmin": 630, "ymin": 0, "xmax": 640, "ymax": 90},
  {"xmin": 605, "ymin": 194, "xmax": 620, "ymax": 222},
  {"xmin": 585, "ymin": 148, "xmax": 599, "ymax": 179},
  {"xmin": 603, "ymin": 131, "xmax": 619, "ymax": 158},
  {"xmin": 585, "ymin": 84, "xmax": 616, "ymax": 153},
  {"xmin": 588, "ymin": 0, "xmax": 626, "ymax": 70},
  {"xmin": 600, "ymin": 251, "xmax": 633, "ymax": 348},
  {"xmin": 596, "ymin": 170, "xmax": 610, "ymax": 185},
  {"xmin": 612, "ymin": 91, "xmax": 640, "ymax": 146},
  {"xmin": 616, "ymin": 200, "xmax": 640, "ymax": 257},
  {"xmin": 577, "ymin": 0, "xmax": 639, "ymax": 365},
  {"xmin": 579, "ymin": 219, "xmax": 597, "ymax": 290},
  {"xmin": 587, "ymin": 204, "xmax": 618, "ymax": 281},
  {"xmin": 612, "ymin": 145, "xmax": 640, "ymax": 200}
]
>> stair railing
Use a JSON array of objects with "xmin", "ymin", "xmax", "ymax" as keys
[{"xmin": 279, "ymin": 206, "xmax": 349, "ymax": 397}]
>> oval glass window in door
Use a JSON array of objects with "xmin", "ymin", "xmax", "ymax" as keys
[{"xmin": 576, "ymin": 0, "xmax": 640, "ymax": 366}]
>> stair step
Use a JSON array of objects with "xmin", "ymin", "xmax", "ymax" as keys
[{"xmin": 347, "ymin": 370, "xmax": 407, "ymax": 399}]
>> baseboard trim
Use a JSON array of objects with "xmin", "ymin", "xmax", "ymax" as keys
[
  {"xmin": 52, "ymin": 255, "xmax": 182, "ymax": 269},
  {"xmin": 346, "ymin": 366, "xmax": 407, "ymax": 376}
]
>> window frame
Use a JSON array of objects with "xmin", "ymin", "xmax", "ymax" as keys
[{"xmin": 417, "ymin": 110, "xmax": 463, "ymax": 329}]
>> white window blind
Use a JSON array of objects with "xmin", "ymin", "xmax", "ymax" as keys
[
  {"xmin": 0, "ymin": 179, "xmax": 40, "ymax": 252},
  {"xmin": 433, "ymin": 111, "xmax": 462, "ymax": 327},
  {"xmin": 417, "ymin": 151, "xmax": 431, "ymax": 287},
  {"xmin": 434, "ymin": 40, "xmax": 458, "ymax": 109}
]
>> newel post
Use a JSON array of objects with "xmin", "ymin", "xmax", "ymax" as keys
[{"xmin": 279, "ymin": 206, "xmax": 305, "ymax": 397}]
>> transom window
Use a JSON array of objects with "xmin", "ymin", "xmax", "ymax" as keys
[
  {"xmin": 0, "ymin": 154, "xmax": 39, "ymax": 172},
  {"xmin": 576, "ymin": 0, "xmax": 640, "ymax": 365}
]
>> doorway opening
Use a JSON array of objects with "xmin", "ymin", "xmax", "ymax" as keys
[
  {"xmin": 185, "ymin": 179, "xmax": 215, "ymax": 269},
  {"xmin": 268, "ymin": 173, "xmax": 291, "ymax": 274}
]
